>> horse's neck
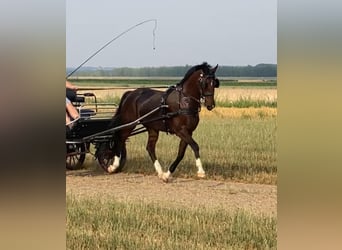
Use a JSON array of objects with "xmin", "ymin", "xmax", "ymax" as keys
[{"xmin": 182, "ymin": 71, "xmax": 201, "ymax": 99}]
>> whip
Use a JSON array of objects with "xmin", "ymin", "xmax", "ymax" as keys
[{"xmin": 67, "ymin": 19, "xmax": 157, "ymax": 79}]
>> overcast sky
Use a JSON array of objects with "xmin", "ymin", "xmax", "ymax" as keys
[{"xmin": 66, "ymin": 0, "xmax": 277, "ymax": 68}]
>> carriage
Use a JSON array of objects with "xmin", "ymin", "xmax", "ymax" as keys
[
  {"xmin": 66, "ymin": 63, "xmax": 219, "ymax": 182},
  {"xmin": 65, "ymin": 90, "xmax": 165, "ymax": 171}
]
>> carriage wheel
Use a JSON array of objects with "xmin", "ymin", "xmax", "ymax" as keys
[
  {"xmin": 66, "ymin": 143, "xmax": 86, "ymax": 170},
  {"xmin": 96, "ymin": 142, "xmax": 126, "ymax": 173}
]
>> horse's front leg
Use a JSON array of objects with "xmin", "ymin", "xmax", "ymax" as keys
[
  {"xmin": 163, "ymin": 130, "xmax": 205, "ymax": 182},
  {"xmin": 176, "ymin": 130, "xmax": 206, "ymax": 179},
  {"xmin": 187, "ymin": 137, "xmax": 206, "ymax": 179},
  {"xmin": 146, "ymin": 129, "xmax": 164, "ymax": 179}
]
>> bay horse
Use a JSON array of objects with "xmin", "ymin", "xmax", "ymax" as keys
[{"xmin": 107, "ymin": 62, "xmax": 219, "ymax": 182}]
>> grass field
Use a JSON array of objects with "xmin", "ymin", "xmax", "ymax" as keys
[
  {"xmin": 67, "ymin": 195, "xmax": 276, "ymax": 250},
  {"xmin": 78, "ymin": 86, "xmax": 277, "ymax": 109},
  {"xmin": 82, "ymin": 107, "xmax": 277, "ymax": 185},
  {"xmin": 75, "ymin": 82, "xmax": 277, "ymax": 184},
  {"xmin": 68, "ymin": 81, "xmax": 277, "ymax": 249},
  {"xmin": 117, "ymin": 111, "xmax": 276, "ymax": 185}
]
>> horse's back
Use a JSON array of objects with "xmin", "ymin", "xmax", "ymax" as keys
[{"xmin": 119, "ymin": 88, "xmax": 163, "ymax": 120}]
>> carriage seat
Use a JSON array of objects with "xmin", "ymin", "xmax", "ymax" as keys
[
  {"xmin": 67, "ymin": 88, "xmax": 95, "ymax": 104},
  {"xmin": 66, "ymin": 89, "xmax": 97, "ymax": 118},
  {"xmin": 79, "ymin": 108, "xmax": 96, "ymax": 118}
]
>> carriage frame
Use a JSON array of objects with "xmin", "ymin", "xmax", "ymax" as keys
[{"xmin": 66, "ymin": 90, "xmax": 167, "ymax": 171}]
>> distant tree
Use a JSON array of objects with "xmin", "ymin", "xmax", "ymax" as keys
[{"xmin": 66, "ymin": 64, "xmax": 277, "ymax": 77}]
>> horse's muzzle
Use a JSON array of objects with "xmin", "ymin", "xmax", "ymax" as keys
[{"xmin": 206, "ymin": 104, "xmax": 215, "ymax": 111}]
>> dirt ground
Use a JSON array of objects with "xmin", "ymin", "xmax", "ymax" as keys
[{"xmin": 66, "ymin": 170, "xmax": 277, "ymax": 217}]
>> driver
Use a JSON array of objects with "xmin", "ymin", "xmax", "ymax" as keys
[{"xmin": 66, "ymin": 81, "xmax": 80, "ymax": 129}]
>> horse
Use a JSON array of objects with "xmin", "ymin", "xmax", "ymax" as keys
[{"xmin": 106, "ymin": 62, "xmax": 219, "ymax": 182}]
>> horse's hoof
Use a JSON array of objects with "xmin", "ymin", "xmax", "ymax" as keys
[
  {"xmin": 159, "ymin": 172, "xmax": 170, "ymax": 183},
  {"xmin": 161, "ymin": 175, "xmax": 169, "ymax": 183},
  {"xmin": 197, "ymin": 172, "xmax": 206, "ymax": 179},
  {"xmin": 107, "ymin": 165, "xmax": 116, "ymax": 174}
]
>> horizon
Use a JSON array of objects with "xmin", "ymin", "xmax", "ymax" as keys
[{"xmin": 66, "ymin": 62, "xmax": 277, "ymax": 70}]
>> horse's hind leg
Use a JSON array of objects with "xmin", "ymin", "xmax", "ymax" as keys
[
  {"xmin": 108, "ymin": 130, "xmax": 130, "ymax": 173},
  {"xmin": 146, "ymin": 129, "xmax": 164, "ymax": 179}
]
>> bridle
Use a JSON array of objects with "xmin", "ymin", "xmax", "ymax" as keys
[
  {"xmin": 167, "ymin": 69, "xmax": 219, "ymax": 111},
  {"xmin": 198, "ymin": 72, "xmax": 218, "ymax": 99}
]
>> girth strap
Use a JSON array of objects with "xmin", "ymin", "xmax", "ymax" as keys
[{"xmin": 160, "ymin": 86, "xmax": 176, "ymax": 133}]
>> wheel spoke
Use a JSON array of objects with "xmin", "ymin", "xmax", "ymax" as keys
[{"xmin": 66, "ymin": 143, "xmax": 86, "ymax": 170}]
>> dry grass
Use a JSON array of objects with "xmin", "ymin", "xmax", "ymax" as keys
[
  {"xmin": 215, "ymin": 87, "xmax": 277, "ymax": 102},
  {"xmin": 67, "ymin": 195, "xmax": 276, "ymax": 250},
  {"xmin": 81, "ymin": 110, "xmax": 277, "ymax": 184},
  {"xmin": 201, "ymin": 107, "xmax": 277, "ymax": 119},
  {"xmin": 77, "ymin": 86, "xmax": 277, "ymax": 184},
  {"xmin": 78, "ymin": 86, "xmax": 277, "ymax": 103}
]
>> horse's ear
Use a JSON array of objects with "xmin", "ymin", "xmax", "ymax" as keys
[{"xmin": 212, "ymin": 64, "xmax": 219, "ymax": 73}]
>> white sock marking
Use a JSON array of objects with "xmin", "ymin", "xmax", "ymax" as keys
[
  {"xmin": 154, "ymin": 160, "xmax": 163, "ymax": 175},
  {"xmin": 107, "ymin": 156, "xmax": 120, "ymax": 173},
  {"xmin": 196, "ymin": 158, "xmax": 205, "ymax": 174},
  {"xmin": 164, "ymin": 170, "xmax": 171, "ymax": 179},
  {"xmin": 113, "ymin": 156, "xmax": 120, "ymax": 168}
]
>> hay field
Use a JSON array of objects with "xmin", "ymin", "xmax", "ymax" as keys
[
  {"xmin": 200, "ymin": 106, "xmax": 277, "ymax": 119},
  {"xmin": 215, "ymin": 87, "xmax": 277, "ymax": 102},
  {"xmin": 67, "ymin": 85, "xmax": 277, "ymax": 249},
  {"xmin": 77, "ymin": 86, "xmax": 277, "ymax": 104}
]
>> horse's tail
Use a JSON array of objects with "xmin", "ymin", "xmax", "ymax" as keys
[{"xmin": 109, "ymin": 90, "xmax": 132, "ymax": 134}]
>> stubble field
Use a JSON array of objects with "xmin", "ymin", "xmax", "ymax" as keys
[{"xmin": 67, "ymin": 84, "xmax": 277, "ymax": 249}]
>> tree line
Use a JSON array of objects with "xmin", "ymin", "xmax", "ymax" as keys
[{"xmin": 67, "ymin": 63, "xmax": 276, "ymax": 77}]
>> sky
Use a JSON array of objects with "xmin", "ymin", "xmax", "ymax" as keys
[{"xmin": 66, "ymin": 0, "xmax": 277, "ymax": 68}]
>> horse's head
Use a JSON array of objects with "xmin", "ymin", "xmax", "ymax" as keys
[{"xmin": 199, "ymin": 64, "xmax": 220, "ymax": 110}]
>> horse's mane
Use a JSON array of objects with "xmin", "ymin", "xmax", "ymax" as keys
[{"xmin": 178, "ymin": 62, "xmax": 211, "ymax": 86}]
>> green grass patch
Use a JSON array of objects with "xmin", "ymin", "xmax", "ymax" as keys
[
  {"xmin": 219, "ymin": 80, "xmax": 277, "ymax": 87},
  {"xmin": 217, "ymin": 97, "xmax": 277, "ymax": 108},
  {"xmin": 67, "ymin": 195, "xmax": 276, "ymax": 250}
]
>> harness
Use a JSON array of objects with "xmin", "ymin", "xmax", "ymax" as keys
[
  {"xmin": 160, "ymin": 74, "xmax": 213, "ymax": 133},
  {"xmin": 138, "ymin": 68, "xmax": 218, "ymax": 134}
]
